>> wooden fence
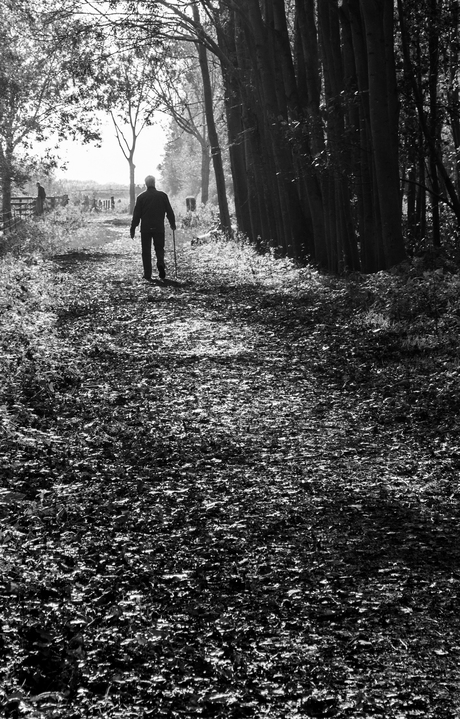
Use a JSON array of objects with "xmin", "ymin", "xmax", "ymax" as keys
[{"xmin": 0, "ymin": 195, "xmax": 68, "ymax": 233}]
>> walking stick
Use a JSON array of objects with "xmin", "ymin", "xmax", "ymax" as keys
[{"xmin": 173, "ymin": 229, "xmax": 178, "ymax": 278}]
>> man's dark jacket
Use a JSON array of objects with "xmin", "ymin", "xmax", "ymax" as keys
[{"xmin": 131, "ymin": 187, "xmax": 176, "ymax": 234}]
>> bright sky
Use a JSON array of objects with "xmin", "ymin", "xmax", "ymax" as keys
[{"xmin": 57, "ymin": 113, "xmax": 168, "ymax": 186}]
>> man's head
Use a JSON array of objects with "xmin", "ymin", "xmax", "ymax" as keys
[{"xmin": 145, "ymin": 176, "xmax": 156, "ymax": 188}]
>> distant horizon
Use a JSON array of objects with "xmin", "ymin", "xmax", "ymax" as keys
[
  {"xmin": 53, "ymin": 179, "xmax": 143, "ymax": 189},
  {"xmin": 14, "ymin": 177, "xmax": 165, "ymax": 199}
]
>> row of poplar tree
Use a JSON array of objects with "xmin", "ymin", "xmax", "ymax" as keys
[
  {"xmin": 194, "ymin": 0, "xmax": 460, "ymax": 272},
  {"xmin": 1, "ymin": 1, "xmax": 460, "ymax": 273}
]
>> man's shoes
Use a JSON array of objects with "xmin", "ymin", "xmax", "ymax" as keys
[
  {"xmin": 158, "ymin": 266, "xmax": 166, "ymax": 280},
  {"xmin": 143, "ymin": 275, "xmax": 152, "ymax": 281}
]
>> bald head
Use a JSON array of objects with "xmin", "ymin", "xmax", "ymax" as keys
[{"xmin": 145, "ymin": 176, "xmax": 156, "ymax": 188}]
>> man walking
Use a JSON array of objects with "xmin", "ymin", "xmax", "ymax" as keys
[
  {"xmin": 36, "ymin": 182, "xmax": 46, "ymax": 215},
  {"xmin": 130, "ymin": 176, "xmax": 176, "ymax": 280}
]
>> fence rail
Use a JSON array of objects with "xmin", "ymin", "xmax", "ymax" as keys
[
  {"xmin": 0, "ymin": 211, "xmax": 22, "ymax": 234},
  {"xmin": 11, "ymin": 196, "xmax": 37, "ymax": 218}
]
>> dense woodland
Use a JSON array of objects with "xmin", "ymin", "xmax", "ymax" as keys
[{"xmin": 1, "ymin": 0, "xmax": 460, "ymax": 272}]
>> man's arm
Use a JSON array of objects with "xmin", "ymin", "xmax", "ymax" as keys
[{"xmin": 165, "ymin": 197, "xmax": 176, "ymax": 230}]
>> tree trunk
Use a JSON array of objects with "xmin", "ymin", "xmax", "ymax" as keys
[
  {"xmin": 218, "ymin": 7, "xmax": 254, "ymax": 239},
  {"xmin": 200, "ymin": 124, "xmax": 210, "ymax": 205},
  {"xmin": 296, "ymin": 0, "xmax": 328, "ymax": 267},
  {"xmin": 272, "ymin": 0, "xmax": 316, "ymax": 259},
  {"xmin": 344, "ymin": 0, "xmax": 382, "ymax": 271},
  {"xmin": 318, "ymin": 0, "xmax": 360, "ymax": 271},
  {"xmin": 0, "ymin": 143, "xmax": 13, "ymax": 226},
  {"xmin": 447, "ymin": 0, "xmax": 460, "ymax": 192},
  {"xmin": 428, "ymin": 0, "xmax": 441, "ymax": 247},
  {"xmin": 1, "ymin": 179, "xmax": 12, "ymax": 229},
  {"xmin": 193, "ymin": 4, "xmax": 231, "ymax": 233},
  {"xmin": 360, "ymin": 0, "xmax": 406, "ymax": 268},
  {"xmin": 231, "ymin": 6, "xmax": 280, "ymax": 245},
  {"xmin": 416, "ymin": 128, "xmax": 427, "ymax": 243},
  {"xmin": 223, "ymin": 78, "xmax": 251, "ymax": 234},
  {"xmin": 129, "ymin": 155, "xmax": 136, "ymax": 214},
  {"xmin": 1, "ymin": 174, "xmax": 12, "ymax": 225},
  {"xmin": 243, "ymin": 0, "xmax": 289, "ymax": 252}
]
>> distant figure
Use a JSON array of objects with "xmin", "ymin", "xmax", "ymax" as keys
[
  {"xmin": 130, "ymin": 175, "xmax": 176, "ymax": 281},
  {"xmin": 111, "ymin": 196, "xmax": 115, "ymax": 210},
  {"xmin": 36, "ymin": 182, "xmax": 46, "ymax": 215}
]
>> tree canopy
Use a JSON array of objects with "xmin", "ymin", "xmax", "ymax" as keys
[{"xmin": 0, "ymin": 0, "xmax": 101, "ymax": 213}]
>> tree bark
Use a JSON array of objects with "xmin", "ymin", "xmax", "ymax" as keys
[
  {"xmin": 218, "ymin": 7, "xmax": 254, "ymax": 238},
  {"xmin": 318, "ymin": 0, "xmax": 360, "ymax": 271},
  {"xmin": 428, "ymin": 0, "xmax": 441, "ymax": 247},
  {"xmin": 0, "ymin": 142, "xmax": 13, "ymax": 223},
  {"xmin": 193, "ymin": 4, "xmax": 231, "ymax": 233},
  {"xmin": 344, "ymin": 0, "xmax": 382, "ymax": 271},
  {"xmin": 360, "ymin": 0, "xmax": 406, "ymax": 268},
  {"xmin": 447, "ymin": 0, "xmax": 460, "ymax": 192},
  {"xmin": 200, "ymin": 109, "xmax": 210, "ymax": 205},
  {"xmin": 296, "ymin": 0, "xmax": 328, "ymax": 267},
  {"xmin": 129, "ymin": 154, "xmax": 136, "ymax": 214}
]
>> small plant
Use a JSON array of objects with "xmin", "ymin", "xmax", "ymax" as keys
[{"xmin": 363, "ymin": 309, "xmax": 392, "ymax": 331}]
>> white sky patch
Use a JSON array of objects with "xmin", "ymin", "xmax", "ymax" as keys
[{"xmin": 56, "ymin": 113, "xmax": 168, "ymax": 185}]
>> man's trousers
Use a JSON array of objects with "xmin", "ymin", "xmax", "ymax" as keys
[{"xmin": 140, "ymin": 230, "xmax": 165, "ymax": 279}]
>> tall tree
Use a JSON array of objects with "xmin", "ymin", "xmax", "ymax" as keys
[
  {"xmin": 98, "ymin": 47, "xmax": 162, "ymax": 212},
  {"xmin": 0, "ymin": 0, "xmax": 99, "ymax": 216},
  {"xmin": 192, "ymin": 2, "xmax": 231, "ymax": 231},
  {"xmin": 358, "ymin": 0, "xmax": 406, "ymax": 267},
  {"xmin": 151, "ymin": 44, "xmax": 225, "ymax": 206}
]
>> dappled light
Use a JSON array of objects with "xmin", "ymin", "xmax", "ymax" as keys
[
  {"xmin": 2, "ymin": 0, "xmax": 460, "ymax": 713},
  {"xmin": 1, "ymin": 220, "xmax": 460, "ymax": 717}
]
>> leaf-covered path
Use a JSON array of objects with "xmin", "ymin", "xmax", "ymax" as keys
[{"xmin": 2, "ymin": 226, "xmax": 460, "ymax": 718}]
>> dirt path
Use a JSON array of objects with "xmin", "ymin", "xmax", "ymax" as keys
[{"xmin": 2, "ymin": 231, "xmax": 460, "ymax": 718}]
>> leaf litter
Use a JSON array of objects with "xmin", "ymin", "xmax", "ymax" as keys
[{"xmin": 1, "ymin": 227, "xmax": 460, "ymax": 717}]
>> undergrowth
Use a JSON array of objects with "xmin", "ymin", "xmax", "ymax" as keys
[
  {"xmin": 198, "ymin": 233, "xmax": 460, "ymax": 342},
  {"xmin": 2, "ymin": 215, "xmax": 460, "ymax": 718},
  {"xmin": 0, "ymin": 208, "xmax": 95, "ymax": 258},
  {"xmin": 2, "ymin": 219, "xmax": 460, "ymax": 426}
]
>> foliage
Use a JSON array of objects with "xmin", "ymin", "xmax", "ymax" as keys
[
  {"xmin": 160, "ymin": 124, "xmax": 203, "ymax": 199},
  {"xmin": 0, "ymin": 209, "xmax": 95, "ymax": 257},
  {"xmin": 397, "ymin": 0, "xmax": 460, "ymax": 249},
  {"xmin": 154, "ymin": 40, "xmax": 229, "ymax": 206},
  {"xmin": 1, "ymin": 221, "xmax": 460, "ymax": 717},
  {"xmin": 0, "ymin": 0, "xmax": 100, "ymax": 209}
]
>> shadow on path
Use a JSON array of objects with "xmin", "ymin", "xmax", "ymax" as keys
[
  {"xmin": 145, "ymin": 277, "xmax": 186, "ymax": 288},
  {"xmin": 52, "ymin": 250, "xmax": 126, "ymax": 264}
]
